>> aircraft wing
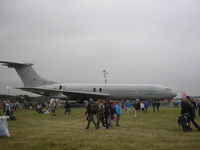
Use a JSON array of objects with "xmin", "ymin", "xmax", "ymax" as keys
[
  {"xmin": 17, "ymin": 87, "xmax": 110, "ymax": 100},
  {"xmin": 62, "ymin": 90, "xmax": 110, "ymax": 100}
]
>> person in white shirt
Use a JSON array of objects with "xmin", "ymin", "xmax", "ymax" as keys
[{"xmin": 140, "ymin": 101, "xmax": 145, "ymax": 112}]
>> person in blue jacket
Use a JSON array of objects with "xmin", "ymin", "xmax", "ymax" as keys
[
  {"xmin": 144, "ymin": 100, "xmax": 149, "ymax": 112},
  {"xmin": 125, "ymin": 100, "xmax": 132, "ymax": 114},
  {"xmin": 114, "ymin": 101, "xmax": 123, "ymax": 126}
]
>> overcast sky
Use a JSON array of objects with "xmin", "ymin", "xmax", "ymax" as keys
[{"xmin": 0, "ymin": 0, "xmax": 200, "ymax": 96}]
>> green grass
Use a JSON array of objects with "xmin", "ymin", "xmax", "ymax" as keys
[{"xmin": 1, "ymin": 107, "xmax": 200, "ymax": 150}]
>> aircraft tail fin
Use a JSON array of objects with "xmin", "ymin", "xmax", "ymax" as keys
[{"xmin": 0, "ymin": 61, "xmax": 56, "ymax": 87}]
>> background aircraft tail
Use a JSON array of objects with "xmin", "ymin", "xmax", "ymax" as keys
[{"xmin": 0, "ymin": 61, "xmax": 56, "ymax": 87}]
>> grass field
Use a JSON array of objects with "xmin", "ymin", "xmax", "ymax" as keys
[{"xmin": 1, "ymin": 107, "xmax": 200, "ymax": 150}]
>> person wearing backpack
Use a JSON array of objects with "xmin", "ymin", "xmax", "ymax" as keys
[
  {"xmin": 85, "ymin": 98, "xmax": 98, "ymax": 129},
  {"xmin": 187, "ymin": 96, "xmax": 200, "ymax": 131},
  {"xmin": 180, "ymin": 97, "xmax": 192, "ymax": 132}
]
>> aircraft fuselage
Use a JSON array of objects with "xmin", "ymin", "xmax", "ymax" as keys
[{"xmin": 38, "ymin": 83, "xmax": 176, "ymax": 100}]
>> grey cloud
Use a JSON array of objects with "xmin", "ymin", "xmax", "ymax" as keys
[{"xmin": 0, "ymin": 0, "xmax": 200, "ymax": 95}]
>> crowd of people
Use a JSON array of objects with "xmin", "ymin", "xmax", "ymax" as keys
[
  {"xmin": 1, "ymin": 97, "xmax": 200, "ymax": 132},
  {"xmin": 84, "ymin": 98, "xmax": 162, "ymax": 129},
  {"xmin": 85, "ymin": 99, "xmax": 122, "ymax": 129},
  {"xmin": 0, "ymin": 101, "xmax": 19, "ymax": 120}
]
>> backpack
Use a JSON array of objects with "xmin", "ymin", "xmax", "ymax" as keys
[
  {"xmin": 89, "ymin": 103, "xmax": 97, "ymax": 114},
  {"xmin": 99, "ymin": 104, "xmax": 105, "ymax": 114},
  {"xmin": 177, "ymin": 115, "xmax": 191, "ymax": 132},
  {"xmin": 110, "ymin": 104, "xmax": 116, "ymax": 115},
  {"xmin": 177, "ymin": 115, "xmax": 188, "ymax": 126}
]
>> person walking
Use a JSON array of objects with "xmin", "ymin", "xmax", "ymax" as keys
[
  {"xmin": 134, "ymin": 99, "xmax": 140, "ymax": 118},
  {"xmin": 152, "ymin": 100, "xmax": 156, "ymax": 112},
  {"xmin": 156, "ymin": 101, "xmax": 160, "ymax": 112},
  {"xmin": 140, "ymin": 101, "xmax": 145, "ymax": 112},
  {"xmin": 64, "ymin": 100, "xmax": 71, "ymax": 115},
  {"xmin": 197, "ymin": 100, "xmax": 200, "ymax": 117},
  {"xmin": 85, "ymin": 98, "xmax": 98, "ymax": 129},
  {"xmin": 97, "ymin": 100, "xmax": 105, "ymax": 128},
  {"xmin": 51, "ymin": 100, "xmax": 58, "ymax": 116},
  {"xmin": 114, "ymin": 101, "xmax": 122, "ymax": 126},
  {"xmin": 104, "ymin": 100, "xmax": 112, "ymax": 128},
  {"xmin": 144, "ymin": 100, "xmax": 149, "ymax": 112},
  {"xmin": 125, "ymin": 100, "xmax": 132, "ymax": 114},
  {"xmin": 187, "ymin": 96, "xmax": 200, "ymax": 131}
]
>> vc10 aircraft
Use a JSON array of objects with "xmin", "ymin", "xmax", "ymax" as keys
[{"xmin": 0, "ymin": 61, "xmax": 177, "ymax": 101}]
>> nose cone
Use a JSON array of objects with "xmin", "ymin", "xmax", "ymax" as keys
[{"xmin": 171, "ymin": 92, "xmax": 177, "ymax": 98}]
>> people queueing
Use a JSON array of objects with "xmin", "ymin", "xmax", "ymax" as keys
[
  {"xmin": 125, "ymin": 100, "xmax": 132, "ymax": 114},
  {"xmin": 144, "ymin": 100, "xmax": 149, "ymax": 112},
  {"xmin": 64, "ymin": 100, "xmax": 71, "ymax": 115},
  {"xmin": 114, "ymin": 100, "xmax": 122, "ymax": 126},
  {"xmin": 85, "ymin": 98, "xmax": 98, "ymax": 129},
  {"xmin": 134, "ymin": 99, "xmax": 140, "ymax": 118}
]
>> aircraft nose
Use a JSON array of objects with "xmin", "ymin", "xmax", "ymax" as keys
[{"xmin": 171, "ymin": 92, "xmax": 177, "ymax": 98}]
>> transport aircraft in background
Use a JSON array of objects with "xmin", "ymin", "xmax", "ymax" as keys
[{"xmin": 0, "ymin": 61, "xmax": 177, "ymax": 102}]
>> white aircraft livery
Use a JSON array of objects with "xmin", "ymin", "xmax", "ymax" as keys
[{"xmin": 0, "ymin": 61, "xmax": 177, "ymax": 101}]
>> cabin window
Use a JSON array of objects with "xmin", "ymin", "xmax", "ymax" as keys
[
  {"xmin": 99, "ymin": 88, "xmax": 102, "ymax": 92},
  {"xmin": 165, "ymin": 88, "xmax": 172, "ymax": 92},
  {"xmin": 59, "ymin": 85, "xmax": 62, "ymax": 90},
  {"xmin": 93, "ymin": 88, "xmax": 96, "ymax": 92}
]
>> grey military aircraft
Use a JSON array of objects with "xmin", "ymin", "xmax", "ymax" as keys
[{"xmin": 0, "ymin": 61, "xmax": 177, "ymax": 101}]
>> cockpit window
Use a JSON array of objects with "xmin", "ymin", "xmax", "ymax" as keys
[{"xmin": 165, "ymin": 88, "xmax": 172, "ymax": 92}]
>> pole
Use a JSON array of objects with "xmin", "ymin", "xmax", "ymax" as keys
[{"xmin": 103, "ymin": 70, "xmax": 108, "ymax": 84}]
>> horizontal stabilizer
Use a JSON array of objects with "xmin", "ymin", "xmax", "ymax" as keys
[{"xmin": 0, "ymin": 61, "xmax": 33, "ymax": 68}]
